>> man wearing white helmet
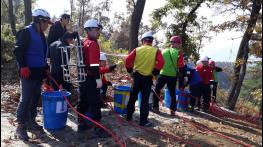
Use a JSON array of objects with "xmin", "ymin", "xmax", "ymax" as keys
[
  {"xmin": 195, "ymin": 56, "xmax": 213, "ymax": 112},
  {"xmin": 13, "ymin": 8, "xmax": 53, "ymax": 141},
  {"xmin": 125, "ymin": 31, "xmax": 164, "ymax": 127},
  {"xmin": 47, "ymin": 10, "xmax": 70, "ymax": 47},
  {"xmin": 77, "ymin": 19, "xmax": 109, "ymax": 137}
]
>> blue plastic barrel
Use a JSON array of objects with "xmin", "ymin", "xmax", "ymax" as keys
[
  {"xmin": 138, "ymin": 92, "xmax": 153, "ymax": 110},
  {"xmin": 114, "ymin": 86, "xmax": 131, "ymax": 114},
  {"xmin": 42, "ymin": 91, "xmax": 71, "ymax": 130},
  {"xmin": 177, "ymin": 90, "xmax": 190, "ymax": 110},
  {"xmin": 164, "ymin": 88, "xmax": 180, "ymax": 109}
]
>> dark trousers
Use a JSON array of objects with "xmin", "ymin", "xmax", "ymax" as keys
[
  {"xmin": 153, "ymin": 75, "xmax": 177, "ymax": 111},
  {"xmin": 101, "ymin": 84, "xmax": 108, "ymax": 100},
  {"xmin": 77, "ymin": 76, "xmax": 102, "ymax": 123},
  {"xmin": 189, "ymin": 82, "xmax": 202, "ymax": 108},
  {"xmin": 126, "ymin": 72, "xmax": 152, "ymax": 125},
  {"xmin": 210, "ymin": 81, "xmax": 218, "ymax": 101},
  {"xmin": 51, "ymin": 71, "xmax": 71, "ymax": 92},
  {"xmin": 199, "ymin": 83, "xmax": 211, "ymax": 110}
]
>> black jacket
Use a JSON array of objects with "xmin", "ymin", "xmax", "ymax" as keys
[
  {"xmin": 49, "ymin": 40, "xmax": 70, "ymax": 75},
  {"xmin": 13, "ymin": 24, "xmax": 48, "ymax": 80},
  {"xmin": 47, "ymin": 21, "xmax": 67, "ymax": 47}
]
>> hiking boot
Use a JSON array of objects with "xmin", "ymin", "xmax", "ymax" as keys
[
  {"xmin": 15, "ymin": 123, "xmax": 29, "ymax": 141},
  {"xmin": 93, "ymin": 127, "xmax": 111, "ymax": 138},
  {"xmin": 140, "ymin": 121, "xmax": 153, "ymax": 127},
  {"xmin": 151, "ymin": 108, "xmax": 160, "ymax": 114},
  {"xmin": 27, "ymin": 120, "xmax": 43, "ymax": 131},
  {"xmin": 77, "ymin": 121, "xmax": 94, "ymax": 133},
  {"xmin": 170, "ymin": 110, "xmax": 176, "ymax": 116}
]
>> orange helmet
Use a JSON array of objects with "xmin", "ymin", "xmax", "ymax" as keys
[
  {"xmin": 209, "ymin": 60, "xmax": 215, "ymax": 66},
  {"xmin": 170, "ymin": 36, "xmax": 182, "ymax": 44}
]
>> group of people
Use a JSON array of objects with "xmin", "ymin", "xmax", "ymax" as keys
[
  {"xmin": 13, "ymin": 7, "xmax": 222, "ymax": 141},
  {"xmin": 124, "ymin": 32, "xmax": 223, "ymax": 127},
  {"xmin": 13, "ymin": 8, "xmax": 117, "ymax": 140}
]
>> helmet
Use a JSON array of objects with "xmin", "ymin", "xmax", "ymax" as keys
[
  {"xmin": 196, "ymin": 60, "xmax": 202, "ymax": 65},
  {"xmin": 60, "ymin": 10, "xmax": 70, "ymax": 19},
  {"xmin": 100, "ymin": 53, "xmax": 107, "ymax": 61},
  {"xmin": 141, "ymin": 31, "xmax": 154, "ymax": 40},
  {"xmin": 170, "ymin": 36, "xmax": 182, "ymax": 44},
  {"xmin": 201, "ymin": 56, "xmax": 209, "ymax": 62},
  {"xmin": 32, "ymin": 8, "xmax": 52, "ymax": 24},
  {"xmin": 209, "ymin": 60, "xmax": 215, "ymax": 66},
  {"xmin": 84, "ymin": 19, "xmax": 102, "ymax": 29},
  {"xmin": 32, "ymin": 8, "xmax": 51, "ymax": 19}
]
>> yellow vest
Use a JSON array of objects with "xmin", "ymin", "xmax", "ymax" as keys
[{"xmin": 134, "ymin": 45, "xmax": 157, "ymax": 76}]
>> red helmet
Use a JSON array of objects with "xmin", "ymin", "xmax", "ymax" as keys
[
  {"xmin": 209, "ymin": 60, "xmax": 215, "ymax": 66},
  {"xmin": 170, "ymin": 36, "xmax": 182, "ymax": 44}
]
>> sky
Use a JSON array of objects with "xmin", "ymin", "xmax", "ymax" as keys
[{"xmin": 35, "ymin": 0, "xmax": 244, "ymax": 62}]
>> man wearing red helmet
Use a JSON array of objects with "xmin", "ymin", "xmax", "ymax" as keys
[
  {"xmin": 209, "ymin": 60, "xmax": 222, "ymax": 102},
  {"xmin": 152, "ymin": 35, "xmax": 185, "ymax": 116}
]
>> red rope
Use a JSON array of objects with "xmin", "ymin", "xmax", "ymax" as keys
[{"xmin": 47, "ymin": 74, "xmax": 125, "ymax": 147}]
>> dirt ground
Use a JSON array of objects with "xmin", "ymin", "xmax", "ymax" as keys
[{"xmin": 1, "ymin": 82, "xmax": 262, "ymax": 147}]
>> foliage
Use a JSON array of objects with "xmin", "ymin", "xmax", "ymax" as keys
[
  {"xmin": 1, "ymin": 25, "xmax": 15, "ymax": 63},
  {"xmin": 150, "ymin": 0, "xmax": 214, "ymax": 60},
  {"xmin": 210, "ymin": 0, "xmax": 262, "ymax": 58}
]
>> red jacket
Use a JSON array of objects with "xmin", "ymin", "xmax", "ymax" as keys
[
  {"xmin": 99, "ymin": 66, "xmax": 111, "ymax": 85},
  {"xmin": 82, "ymin": 36, "xmax": 100, "ymax": 79},
  {"xmin": 196, "ymin": 64, "xmax": 213, "ymax": 85},
  {"xmin": 125, "ymin": 48, "xmax": 164, "ymax": 72}
]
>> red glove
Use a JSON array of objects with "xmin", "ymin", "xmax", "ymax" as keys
[{"xmin": 20, "ymin": 67, "xmax": 30, "ymax": 79}]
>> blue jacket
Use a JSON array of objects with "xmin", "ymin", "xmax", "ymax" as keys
[
  {"xmin": 185, "ymin": 65, "xmax": 202, "ymax": 86},
  {"xmin": 13, "ymin": 24, "xmax": 48, "ymax": 80}
]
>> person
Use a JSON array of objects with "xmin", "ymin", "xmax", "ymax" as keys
[
  {"xmin": 182, "ymin": 57, "xmax": 202, "ymax": 112},
  {"xmin": 13, "ymin": 8, "xmax": 53, "ymax": 141},
  {"xmin": 195, "ymin": 56, "xmax": 214, "ymax": 112},
  {"xmin": 49, "ymin": 32, "xmax": 78, "ymax": 91},
  {"xmin": 77, "ymin": 19, "xmax": 109, "ymax": 138},
  {"xmin": 47, "ymin": 10, "xmax": 70, "ymax": 47},
  {"xmin": 152, "ymin": 35, "xmax": 185, "ymax": 116},
  {"xmin": 125, "ymin": 31, "xmax": 164, "ymax": 127},
  {"xmin": 99, "ymin": 53, "xmax": 117, "ymax": 107},
  {"xmin": 209, "ymin": 60, "xmax": 223, "ymax": 102}
]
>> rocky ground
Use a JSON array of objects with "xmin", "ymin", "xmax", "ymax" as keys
[{"xmin": 1, "ymin": 81, "xmax": 262, "ymax": 147}]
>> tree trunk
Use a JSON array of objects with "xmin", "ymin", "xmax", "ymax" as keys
[
  {"xmin": 24, "ymin": 0, "xmax": 32, "ymax": 26},
  {"xmin": 8, "ymin": 0, "xmax": 16, "ymax": 35},
  {"xmin": 128, "ymin": 0, "xmax": 146, "ymax": 52},
  {"xmin": 227, "ymin": 0, "xmax": 262, "ymax": 110},
  {"xmin": 181, "ymin": 0, "xmax": 204, "ymax": 55}
]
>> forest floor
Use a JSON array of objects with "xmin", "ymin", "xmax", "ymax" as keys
[{"xmin": 1, "ymin": 63, "xmax": 262, "ymax": 147}]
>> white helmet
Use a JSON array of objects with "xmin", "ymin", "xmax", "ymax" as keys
[
  {"xmin": 141, "ymin": 31, "xmax": 154, "ymax": 40},
  {"xmin": 196, "ymin": 60, "xmax": 202, "ymax": 66},
  {"xmin": 100, "ymin": 53, "xmax": 107, "ymax": 61},
  {"xmin": 84, "ymin": 19, "xmax": 101, "ymax": 29},
  {"xmin": 32, "ymin": 8, "xmax": 51, "ymax": 19},
  {"xmin": 201, "ymin": 56, "xmax": 209, "ymax": 62}
]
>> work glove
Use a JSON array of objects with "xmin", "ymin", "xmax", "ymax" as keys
[
  {"xmin": 20, "ymin": 67, "xmax": 30, "ymax": 79},
  {"xmin": 184, "ymin": 77, "xmax": 188, "ymax": 83},
  {"xmin": 109, "ymin": 64, "xmax": 117, "ymax": 72},
  {"xmin": 96, "ymin": 79, "xmax": 103, "ymax": 88},
  {"xmin": 210, "ymin": 85, "xmax": 213, "ymax": 89},
  {"xmin": 43, "ymin": 82, "xmax": 53, "ymax": 92},
  {"xmin": 112, "ymin": 83, "xmax": 117, "ymax": 89}
]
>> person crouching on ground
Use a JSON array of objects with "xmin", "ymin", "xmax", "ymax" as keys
[
  {"xmin": 99, "ymin": 53, "xmax": 117, "ymax": 107},
  {"xmin": 125, "ymin": 31, "xmax": 164, "ymax": 127}
]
